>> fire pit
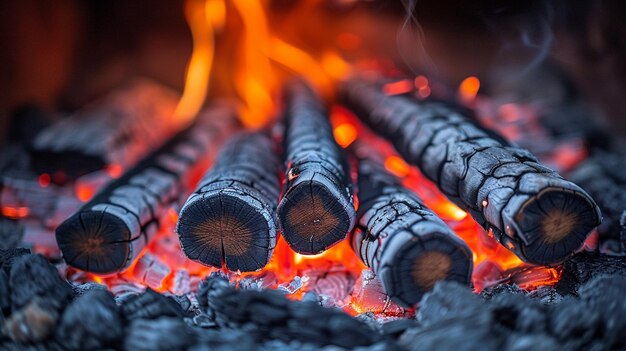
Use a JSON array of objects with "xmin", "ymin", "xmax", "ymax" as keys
[{"xmin": 1, "ymin": 1, "xmax": 625, "ymax": 350}]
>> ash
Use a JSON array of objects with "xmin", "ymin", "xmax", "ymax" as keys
[{"xmin": 2, "ymin": 249, "xmax": 625, "ymax": 351}]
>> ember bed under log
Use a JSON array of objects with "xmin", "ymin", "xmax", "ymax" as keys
[
  {"xmin": 55, "ymin": 108, "xmax": 232, "ymax": 274},
  {"xmin": 341, "ymin": 79, "xmax": 602, "ymax": 266},
  {"xmin": 351, "ymin": 155, "xmax": 473, "ymax": 306},
  {"xmin": 177, "ymin": 132, "xmax": 281, "ymax": 272},
  {"xmin": 278, "ymin": 81, "xmax": 356, "ymax": 255}
]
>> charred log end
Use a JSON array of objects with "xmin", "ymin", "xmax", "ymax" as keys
[
  {"xmin": 56, "ymin": 211, "xmax": 131, "ymax": 274},
  {"xmin": 514, "ymin": 188, "xmax": 602, "ymax": 265},
  {"xmin": 177, "ymin": 191, "xmax": 275, "ymax": 272},
  {"xmin": 379, "ymin": 232, "xmax": 473, "ymax": 307},
  {"xmin": 278, "ymin": 179, "xmax": 354, "ymax": 255}
]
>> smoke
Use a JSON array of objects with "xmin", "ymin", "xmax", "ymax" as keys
[
  {"xmin": 397, "ymin": 0, "xmax": 438, "ymax": 76},
  {"xmin": 397, "ymin": 0, "xmax": 556, "ymax": 81}
]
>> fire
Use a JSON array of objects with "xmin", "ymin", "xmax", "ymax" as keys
[
  {"xmin": 173, "ymin": 0, "xmax": 222, "ymax": 126},
  {"xmin": 73, "ymin": 1, "xmax": 561, "ymax": 309},
  {"xmin": 1, "ymin": 206, "xmax": 29, "ymax": 219}
]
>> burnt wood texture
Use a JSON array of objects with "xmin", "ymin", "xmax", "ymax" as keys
[
  {"xmin": 341, "ymin": 79, "xmax": 601, "ymax": 265},
  {"xmin": 352, "ymin": 157, "xmax": 473, "ymax": 306},
  {"xmin": 31, "ymin": 79, "xmax": 179, "ymax": 181},
  {"xmin": 277, "ymin": 81, "xmax": 356, "ymax": 254},
  {"xmin": 176, "ymin": 132, "xmax": 281, "ymax": 272},
  {"xmin": 56, "ymin": 108, "xmax": 231, "ymax": 274}
]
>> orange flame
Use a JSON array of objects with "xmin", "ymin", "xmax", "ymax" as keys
[{"xmin": 173, "ymin": 0, "xmax": 222, "ymax": 126}]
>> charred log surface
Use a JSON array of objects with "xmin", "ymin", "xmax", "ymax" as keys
[
  {"xmin": 56, "ymin": 108, "xmax": 231, "ymax": 274},
  {"xmin": 278, "ymin": 81, "xmax": 356, "ymax": 254},
  {"xmin": 351, "ymin": 157, "xmax": 473, "ymax": 306},
  {"xmin": 556, "ymin": 251, "xmax": 626, "ymax": 295},
  {"xmin": 341, "ymin": 79, "xmax": 601, "ymax": 265},
  {"xmin": 55, "ymin": 289, "xmax": 123, "ymax": 351},
  {"xmin": 198, "ymin": 273, "xmax": 381, "ymax": 349},
  {"xmin": 177, "ymin": 132, "xmax": 281, "ymax": 272},
  {"xmin": 31, "ymin": 79, "xmax": 179, "ymax": 181},
  {"xmin": 568, "ymin": 150, "xmax": 626, "ymax": 253}
]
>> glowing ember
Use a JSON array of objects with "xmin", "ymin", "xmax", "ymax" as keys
[{"xmin": 459, "ymin": 76, "xmax": 480, "ymax": 103}]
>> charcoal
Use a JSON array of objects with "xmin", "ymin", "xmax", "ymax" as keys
[
  {"xmin": 9, "ymin": 254, "xmax": 72, "ymax": 310},
  {"xmin": 0, "ymin": 248, "xmax": 30, "ymax": 274},
  {"xmin": 0, "ymin": 271, "xmax": 9, "ymax": 314},
  {"xmin": 167, "ymin": 294, "xmax": 193, "ymax": 316},
  {"xmin": 192, "ymin": 328, "xmax": 257, "ymax": 350},
  {"xmin": 381, "ymin": 319, "xmax": 419, "ymax": 338},
  {"xmin": 195, "ymin": 272, "xmax": 230, "ymax": 315},
  {"xmin": 488, "ymin": 293, "xmax": 547, "ymax": 334},
  {"xmin": 0, "ymin": 340, "xmax": 65, "ymax": 351},
  {"xmin": 4, "ymin": 298, "xmax": 59, "ymax": 343},
  {"xmin": 71, "ymin": 282, "xmax": 107, "ymax": 297},
  {"xmin": 527, "ymin": 286, "xmax": 563, "ymax": 304},
  {"xmin": 201, "ymin": 274, "xmax": 381, "ymax": 348},
  {"xmin": 191, "ymin": 313, "xmax": 216, "ymax": 328},
  {"xmin": 417, "ymin": 281, "xmax": 484, "ymax": 327},
  {"xmin": 121, "ymin": 288, "xmax": 183, "ymax": 320},
  {"xmin": 480, "ymin": 284, "xmax": 524, "ymax": 300},
  {"xmin": 556, "ymin": 252, "xmax": 626, "ymax": 295},
  {"xmin": 55, "ymin": 289, "xmax": 123, "ymax": 351},
  {"xmin": 504, "ymin": 333, "xmax": 561, "ymax": 351},
  {"xmin": 124, "ymin": 317, "xmax": 197, "ymax": 351},
  {"xmin": 577, "ymin": 275, "xmax": 626, "ymax": 349},
  {"xmin": 549, "ymin": 296, "xmax": 601, "ymax": 350},
  {"xmin": 399, "ymin": 313, "xmax": 500, "ymax": 351},
  {"xmin": 0, "ymin": 219, "xmax": 24, "ymax": 250}
]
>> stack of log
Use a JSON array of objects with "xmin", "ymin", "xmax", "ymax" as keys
[{"xmin": 53, "ymin": 77, "xmax": 604, "ymax": 306}]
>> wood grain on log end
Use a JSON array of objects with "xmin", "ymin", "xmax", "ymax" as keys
[
  {"xmin": 177, "ymin": 190, "xmax": 276, "ymax": 272},
  {"xmin": 377, "ymin": 230, "xmax": 473, "ymax": 307},
  {"xmin": 56, "ymin": 210, "xmax": 132, "ymax": 274},
  {"xmin": 278, "ymin": 176, "xmax": 353, "ymax": 255},
  {"xmin": 510, "ymin": 188, "xmax": 601, "ymax": 265}
]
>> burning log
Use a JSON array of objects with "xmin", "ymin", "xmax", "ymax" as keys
[
  {"xmin": 55, "ymin": 108, "xmax": 232, "ymax": 274},
  {"xmin": 277, "ymin": 81, "xmax": 356, "ymax": 254},
  {"xmin": 351, "ymin": 157, "xmax": 473, "ymax": 306},
  {"xmin": 341, "ymin": 79, "xmax": 601, "ymax": 265},
  {"xmin": 176, "ymin": 132, "xmax": 281, "ymax": 272},
  {"xmin": 31, "ymin": 79, "xmax": 179, "ymax": 181}
]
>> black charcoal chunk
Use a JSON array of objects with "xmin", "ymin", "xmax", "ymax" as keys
[
  {"xmin": 0, "ymin": 271, "xmax": 9, "ymax": 314},
  {"xmin": 3, "ymin": 298, "xmax": 58, "ymax": 343},
  {"xmin": 381, "ymin": 319, "xmax": 419, "ymax": 338},
  {"xmin": 55, "ymin": 289, "xmax": 123, "ymax": 350},
  {"xmin": 192, "ymin": 328, "xmax": 257, "ymax": 350},
  {"xmin": 480, "ymin": 284, "xmax": 524, "ymax": 301},
  {"xmin": 200, "ymin": 274, "xmax": 380, "ymax": 348},
  {"xmin": 549, "ymin": 296, "xmax": 601, "ymax": 350},
  {"xmin": 9, "ymin": 254, "xmax": 72, "ymax": 310},
  {"xmin": 417, "ymin": 281, "xmax": 484, "ymax": 327},
  {"xmin": 0, "ymin": 248, "xmax": 30, "ymax": 274},
  {"xmin": 122, "ymin": 288, "xmax": 183, "ymax": 320},
  {"xmin": 0, "ymin": 220, "xmax": 24, "ymax": 250},
  {"xmin": 124, "ymin": 317, "xmax": 197, "ymax": 351},
  {"xmin": 399, "ymin": 313, "xmax": 500, "ymax": 351},
  {"xmin": 557, "ymin": 252, "xmax": 626, "ymax": 295},
  {"xmin": 488, "ymin": 293, "xmax": 547, "ymax": 334},
  {"xmin": 71, "ymin": 282, "xmax": 108, "ymax": 297},
  {"xmin": 504, "ymin": 333, "xmax": 561, "ymax": 351}
]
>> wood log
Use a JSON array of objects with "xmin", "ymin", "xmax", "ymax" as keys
[
  {"xmin": 351, "ymin": 156, "xmax": 473, "ymax": 306},
  {"xmin": 31, "ymin": 79, "xmax": 179, "ymax": 182},
  {"xmin": 55, "ymin": 108, "xmax": 233, "ymax": 274},
  {"xmin": 277, "ymin": 81, "xmax": 356, "ymax": 254},
  {"xmin": 341, "ymin": 78, "xmax": 602, "ymax": 265},
  {"xmin": 176, "ymin": 132, "xmax": 281, "ymax": 272}
]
